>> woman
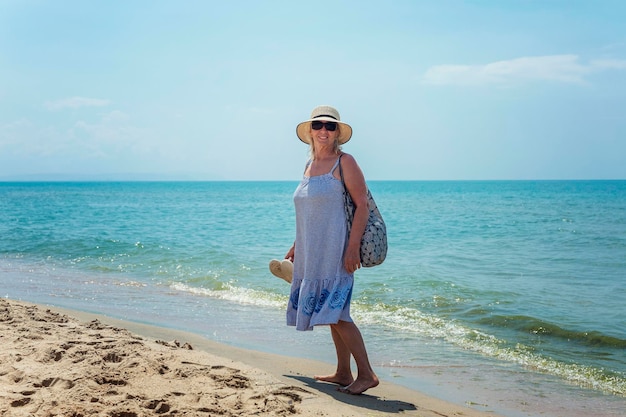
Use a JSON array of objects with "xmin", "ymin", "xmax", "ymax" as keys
[{"xmin": 284, "ymin": 105, "xmax": 379, "ymax": 395}]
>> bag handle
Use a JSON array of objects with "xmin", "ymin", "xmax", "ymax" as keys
[{"xmin": 338, "ymin": 154, "xmax": 346, "ymax": 186}]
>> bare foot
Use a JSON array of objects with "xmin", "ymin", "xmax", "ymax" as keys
[
  {"xmin": 338, "ymin": 376, "xmax": 380, "ymax": 395},
  {"xmin": 314, "ymin": 373, "xmax": 354, "ymax": 387}
]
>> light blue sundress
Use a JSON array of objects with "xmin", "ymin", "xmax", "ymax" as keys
[{"xmin": 286, "ymin": 157, "xmax": 354, "ymax": 331}]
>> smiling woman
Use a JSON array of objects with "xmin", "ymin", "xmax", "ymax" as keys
[{"xmin": 282, "ymin": 105, "xmax": 381, "ymax": 395}]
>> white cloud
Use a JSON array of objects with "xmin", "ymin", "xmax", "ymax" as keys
[
  {"xmin": 422, "ymin": 55, "xmax": 626, "ymax": 86},
  {"xmin": 0, "ymin": 118, "xmax": 70, "ymax": 156},
  {"xmin": 591, "ymin": 59, "xmax": 626, "ymax": 70},
  {"xmin": 0, "ymin": 111, "xmax": 145, "ymax": 159},
  {"xmin": 45, "ymin": 96, "xmax": 111, "ymax": 111}
]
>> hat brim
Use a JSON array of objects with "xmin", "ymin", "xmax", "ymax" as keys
[{"xmin": 296, "ymin": 117, "xmax": 352, "ymax": 145}]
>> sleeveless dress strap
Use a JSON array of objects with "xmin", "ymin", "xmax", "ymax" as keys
[
  {"xmin": 303, "ymin": 159, "xmax": 312, "ymax": 174},
  {"xmin": 329, "ymin": 156, "xmax": 342, "ymax": 175},
  {"xmin": 304, "ymin": 158, "xmax": 342, "ymax": 176}
]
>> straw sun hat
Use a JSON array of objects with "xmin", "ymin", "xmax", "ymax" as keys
[{"xmin": 296, "ymin": 105, "xmax": 353, "ymax": 145}]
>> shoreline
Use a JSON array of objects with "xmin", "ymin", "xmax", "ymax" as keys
[{"xmin": 1, "ymin": 298, "xmax": 502, "ymax": 417}]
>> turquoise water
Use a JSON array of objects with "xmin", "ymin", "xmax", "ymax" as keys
[{"xmin": 1, "ymin": 181, "xmax": 625, "ymax": 417}]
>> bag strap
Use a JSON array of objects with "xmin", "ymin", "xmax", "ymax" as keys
[
  {"xmin": 338, "ymin": 154, "xmax": 346, "ymax": 186},
  {"xmin": 339, "ymin": 154, "xmax": 373, "ymax": 212}
]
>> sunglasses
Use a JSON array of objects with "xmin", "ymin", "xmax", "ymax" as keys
[{"xmin": 311, "ymin": 121, "xmax": 338, "ymax": 131}]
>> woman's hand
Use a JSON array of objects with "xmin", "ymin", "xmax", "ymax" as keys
[
  {"xmin": 285, "ymin": 245, "xmax": 295, "ymax": 263},
  {"xmin": 344, "ymin": 242, "xmax": 361, "ymax": 273}
]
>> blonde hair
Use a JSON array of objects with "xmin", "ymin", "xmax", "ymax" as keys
[{"xmin": 308, "ymin": 125, "xmax": 343, "ymax": 159}]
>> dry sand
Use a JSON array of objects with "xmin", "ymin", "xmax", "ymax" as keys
[{"xmin": 0, "ymin": 298, "xmax": 502, "ymax": 416}]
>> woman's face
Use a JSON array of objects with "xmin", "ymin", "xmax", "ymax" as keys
[{"xmin": 310, "ymin": 121, "xmax": 339, "ymax": 147}]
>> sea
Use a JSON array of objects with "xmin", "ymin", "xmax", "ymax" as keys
[{"xmin": 1, "ymin": 180, "xmax": 624, "ymax": 417}]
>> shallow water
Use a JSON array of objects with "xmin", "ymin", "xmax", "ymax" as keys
[{"xmin": 1, "ymin": 180, "xmax": 625, "ymax": 416}]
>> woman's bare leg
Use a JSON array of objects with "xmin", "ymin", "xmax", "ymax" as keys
[
  {"xmin": 314, "ymin": 325, "xmax": 354, "ymax": 386},
  {"xmin": 328, "ymin": 320, "xmax": 379, "ymax": 395}
]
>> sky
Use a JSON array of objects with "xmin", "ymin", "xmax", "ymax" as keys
[{"xmin": 1, "ymin": 0, "xmax": 625, "ymax": 181}]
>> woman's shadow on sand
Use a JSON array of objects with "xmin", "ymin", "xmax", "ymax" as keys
[{"xmin": 284, "ymin": 374, "xmax": 417, "ymax": 414}]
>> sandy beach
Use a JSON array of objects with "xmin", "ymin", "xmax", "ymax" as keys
[{"xmin": 0, "ymin": 298, "xmax": 504, "ymax": 417}]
